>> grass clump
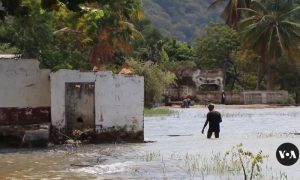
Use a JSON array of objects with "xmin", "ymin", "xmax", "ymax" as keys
[
  {"xmin": 142, "ymin": 144, "xmax": 288, "ymax": 179},
  {"xmin": 144, "ymin": 151, "xmax": 161, "ymax": 162},
  {"xmin": 144, "ymin": 108, "xmax": 174, "ymax": 117}
]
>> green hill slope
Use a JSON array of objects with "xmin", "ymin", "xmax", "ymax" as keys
[{"xmin": 142, "ymin": 0, "xmax": 224, "ymax": 43}]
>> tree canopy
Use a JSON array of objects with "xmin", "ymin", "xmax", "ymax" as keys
[
  {"xmin": 238, "ymin": 0, "xmax": 300, "ymax": 89},
  {"xmin": 1, "ymin": 0, "xmax": 300, "ymax": 104}
]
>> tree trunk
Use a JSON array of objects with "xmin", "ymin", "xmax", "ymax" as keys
[
  {"xmin": 266, "ymin": 62, "xmax": 275, "ymax": 90},
  {"xmin": 222, "ymin": 58, "xmax": 228, "ymax": 90},
  {"xmin": 177, "ymin": 85, "xmax": 181, "ymax": 100},
  {"xmin": 231, "ymin": 77, "xmax": 236, "ymax": 90},
  {"xmin": 296, "ymin": 91, "xmax": 300, "ymax": 104},
  {"xmin": 256, "ymin": 60, "xmax": 265, "ymax": 90}
]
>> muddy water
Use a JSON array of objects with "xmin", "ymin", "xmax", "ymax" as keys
[{"xmin": 1, "ymin": 106, "xmax": 300, "ymax": 179}]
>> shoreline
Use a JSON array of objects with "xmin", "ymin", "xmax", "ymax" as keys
[{"xmin": 162, "ymin": 104, "xmax": 298, "ymax": 109}]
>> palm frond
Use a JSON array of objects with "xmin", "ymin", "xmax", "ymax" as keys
[
  {"xmin": 279, "ymin": 6, "xmax": 300, "ymax": 19},
  {"xmin": 251, "ymin": 0, "xmax": 268, "ymax": 14},
  {"xmin": 238, "ymin": 8, "xmax": 260, "ymax": 15},
  {"xmin": 209, "ymin": 0, "xmax": 252, "ymax": 27},
  {"xmin": 280, "ymin": 21, "xmax": 300, "ymax": 29}
]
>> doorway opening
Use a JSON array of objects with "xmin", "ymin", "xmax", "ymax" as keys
[{"xmin": 65, "ymin": 83, "xmax": 95, "ymax": 135}]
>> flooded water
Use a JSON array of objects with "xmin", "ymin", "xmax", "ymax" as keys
[{"xmin": 1, "ymin": 106, "xmax": 300, "ymax": 179}]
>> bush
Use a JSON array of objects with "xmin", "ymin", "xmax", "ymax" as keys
[{"xmin": 129, "ymin": 59, "xmax": 176, "ymax": 107}]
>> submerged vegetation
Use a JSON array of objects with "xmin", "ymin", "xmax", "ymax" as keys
[
  {"xmin": 143, "ymin": 144, "xmax": 286, "ymax": 179},
  {"xmin": 1, "ymin": 0, "xmax": 300, "ymax": 105}
]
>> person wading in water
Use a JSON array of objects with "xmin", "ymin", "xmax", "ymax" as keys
[{"xmin": 201, "ymin": 104, "xmax": 222, "ymax": 139}]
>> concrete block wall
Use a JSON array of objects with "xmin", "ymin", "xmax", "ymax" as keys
[
  {"xmin": 50, "ymin": 70, "xmax": 144, "ymax": 141},
  {"xmin": 0, "ymin": 59, "xmax": 51, "ymax": 125},
  {"xmin": 242, "ymin": 91, "xmax": 289, "ymax": 104},
  {"xmin": 50, "ymin": 70, "xmax": 97, "ymax": 128},
  {"xmin": 196, "ymin": 91, "xmax": 289, "ymax": 105},
  {"xmin": 95, "ymin": 73, "xmax": 144, "ymax": 133}
]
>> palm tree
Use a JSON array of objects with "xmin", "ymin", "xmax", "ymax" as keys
[
  {"xmin": 89, "ymin": 0, "xmax": 143, "ymax": 69},
  {"xmin": 238, "ymin": 0, "xmax": 300, "ymax": 90},
  {"xmin": 209, "ymin": 0, "xmax": 252, "ymax": 28},
  {"xmin": 46, "ymin": 0, "xmax": 143, "ymax": 69}
]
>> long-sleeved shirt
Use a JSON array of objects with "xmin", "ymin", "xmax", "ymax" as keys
[{"xmin": 203, "ymin": 111, "xmax": 222, "ymax": 132}]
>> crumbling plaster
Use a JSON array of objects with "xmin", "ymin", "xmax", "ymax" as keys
[{"xmin": 50, "ymin": 70, "xmax": 144, "ymax": 134}]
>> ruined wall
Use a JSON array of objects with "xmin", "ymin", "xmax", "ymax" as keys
[
  {"xmin": 50, "ymin": 70, "xmax": 144, "ymax": 141},
  {"xmin": 95, "ymin": 73, "xmax": 144, "ymax": 133},
  {"xmin": 192, "ymin": 69, "xmax": 224, "ymax": 91},
  {"xmin": 165, "ymin": 68, "xmax": 224, "ymax": 100},
  {"xmin": 50, "ymin": 70, "xmax": 96, "ymax": 128},
  {"xmin": 196, "ymin": 91, "xmax": 289, "ymax": 105},
  {"xmin": 242, "ymin": 91, "xmax": 289, "ymax": 104},
  {"xmin": 196, "ymin": 91, "xmax": 222, "ymax": 104},
  {"xmin": 164, "ymin": 86, "xmax": 196, "ymax": 100},
  {"xmin": 0, "ymin": 59, "xmax": 51, "ymax": 125},
  {"xmin": 224, "ymin": 92, "xmax": 243, "ymax": 104}
]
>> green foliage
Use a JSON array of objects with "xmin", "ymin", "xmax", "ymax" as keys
[
  {"xmin": 0, "ymin": 0, "xmax": 107, "ymax": 71},
  {"xmin": 0, "ymin": 0, "xmax": 31, "ymax": 19},
  {"xmin": 144, "ymin": 151, "xmax": 161, "ymax": 162},
  {"xmin": 12, "ymin": 0, "xmax": 101, "ymax": 12},
  {"xmin": 194, "ymin": 24, "xmax": 239, "ymax": 69},
  {"xmin": 144, "ymin": 108, "xmax": 173, "ymax": 117},
  {"xmin": 132, "ymin": 19, "xmax": 166, "ymax": 61},
  {"xmin": 87, "ymin": 0, "xmax": 143, "ymax": 65},
  {"xmin": 239, "ymin": 0, "xmax": 300, "ymax": 61},
  {"xmin": 193, "ymin": 24, "xmax": 242, "ymax": 90},
  {"xmin": 40, "ymin": 50, "xmax": 91, "ymax": 71},
  {"xmin": 227, "ymin": 50, "xmax": 259, "ymax": 90},
  {"xmin": 181, "ymin": 144, "xmax": 269, "ymax": 179},
  {"xmin": 0, "ymin": 43, "xmax": 18, "ymax": 54},
  {"xmin": 158, "ymin": 48, "xmax": 169, "ymax": 65},
  {"xmin": 1, "ymin": 2, "xmax": 54, "ymax": 59},
  {"xmin": 275, "ymin": 59, "xmax": 300, "ymax": 104},
  {"xmin": 79, "ymin": 7, "xmax": 104, "ymax": 44},
  {"xmin": 238, "ymin": 0, "xmax": 300, "ymax": 90},
  {"xmin": 1, "ymin": 0, "xmax": 299, "ymax": 96},
  {"xmin": 129, "ymin": 59, "xmax": 176, "ymax": 107},
  {"xmin": 42, "ymin": 0, "xmax": 98, "ymax": 11},
  {"xmin": 227, "ymin": 143, "xmax": 268, "ymax": 180},
  {"xmin": 164, "ymin": 39, "xmax": 195, "ymax": 62},
  {"xmin": 0, "ymin": 0, "xmax": 143, "ymax": 70},
  {"xmin": 133, "ymin": 20, "xmax": 196, "ymax": 74},
  {"xmin": 0, "ymin": 0, "xmax": 98, "ymax": 18}
]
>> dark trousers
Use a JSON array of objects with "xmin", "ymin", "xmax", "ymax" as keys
[{"xmin": 207, "ymin": 131, "xmax": 219, "ymax": 139}]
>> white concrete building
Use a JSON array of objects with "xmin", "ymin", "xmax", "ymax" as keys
[
  {"xmin": 0, "ymin": 59, "xmax": 144, "ymax": 146},
  {"xmin": 50, "ymin": 70, "xmax": 144, "ymax": 142},
  {"xmin": 0, "ymin": 59, "xmax": 51, "ymax": 125},
  {"xmin": 0, "ymin": 59, "xmax": 51, "ymax": 147}
]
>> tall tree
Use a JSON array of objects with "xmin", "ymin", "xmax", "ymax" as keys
[
  {"xmin": 1, "ymin": 0, "xmax": 143, "ymax": 69},
  {"xmin": 0, "ymin": 0, "xmax": 104, "ymax": 70},
  {"xmin": 276, "ymin": 59, "xmax": 300, "ymax": 103},
  {"xmin": 0, "ymin": 1, "xmax": 54, "ymax": 58},
  {"xmin": 193, "ymin": 24, "xmax": 240, "ymax": 88},
  {"xmin": 238, "ymin": 0, "xmax": 300, "ymax": 90},
  {"xmin": 88, "ymin": 0, "xmax": 143, "ymax": 68},
  {"xmin": 209, "ymin": 0, "xmax": 252, "ymax": 28}
]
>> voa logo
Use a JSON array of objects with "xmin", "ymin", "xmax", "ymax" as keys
[
  {"xmin": 276, "ymin": 143, "xmax": 299, "ymax": 166},
  {"xmin": 278, "ymin": 150, "xmax": 297, "ymax": 159}
]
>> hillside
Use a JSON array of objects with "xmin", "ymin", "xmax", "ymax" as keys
[{"xmin": 142, "ymin": 0, "xmax": 224, "ymax": 43}]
